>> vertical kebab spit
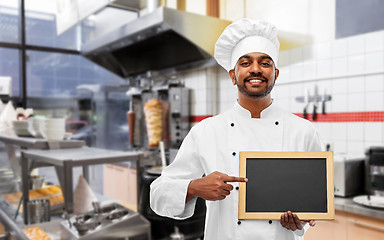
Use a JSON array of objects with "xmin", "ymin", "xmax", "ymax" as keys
[{"xmin": 144, "ymin": 99, "xmax": 163, "ymax": 148}]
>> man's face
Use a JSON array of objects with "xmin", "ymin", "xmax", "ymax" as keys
[{"xmin": 229, "ymin": 52, "xmax": 279, "ymax": 98}]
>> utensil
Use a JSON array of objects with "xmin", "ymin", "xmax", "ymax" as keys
[
  {"xmin": 159, "ymin": 141, "xmax": 166, "ymax": 168},
  {"xmin": 29, "ymin": 175, "xmax": 44, "ymax": 190},
  {"xmin": 321, "ymin": 89, "xmax": 327, "ymax": 114},
  {"xmin": 312, "ymin": 85, "xmax": 318, "ymax": 121},
  {"xmin": 92, "ymin": 201, "xmax": 101, "ymax": 214},
  {"xmin": 26, "ymin": 199, "xmax": 50, "ymax": 224},
  {"xmin": 303, "ymin": 88, "xmax": 309, "ymax": 119}
]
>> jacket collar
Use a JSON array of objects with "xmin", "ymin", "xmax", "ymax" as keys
[{"xmin": 233, "ymin": 100, "xmax": 279, "ymax": 119}]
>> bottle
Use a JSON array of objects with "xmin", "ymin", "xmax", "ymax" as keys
[{"xmin": 127, "ymin": 101, "xmax": 135, "ymax": 145}]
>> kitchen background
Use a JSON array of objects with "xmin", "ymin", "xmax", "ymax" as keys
[
  {"xmin": 1, "ymin": 0, "xmax": 383, "ymax": 156},
  {"xmin": 0, "ymin": 0, "xmax": 384, "ymax": 239},
  {"xmin": 177, "ymin": 0, "xmax": 384, "ymax": 159}
]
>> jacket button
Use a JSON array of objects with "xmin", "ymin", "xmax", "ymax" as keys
[
  {"xmin": 232, "ymin": 152, "xmax": 236, "ymax": 156},
  {"xmin": 275, "ymin": 121, "xmax": 279, "ymax": 125},
  {"xmin": 269, "ymin": 220, "xmax": 272, "ymax": 224},
  {"xmin": 236, "ymin": 186, "xmax": 239, "ymax": 190},
  {"xmin": 237, "ymin": 221, "xmax": 241, "ymax": 225},
  {"xmin": 231, "ymin": 123, "xmax": 234, "ymax": 127}
]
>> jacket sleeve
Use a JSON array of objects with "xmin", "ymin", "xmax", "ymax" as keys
[
  {"xmin": 150, "ymin": 125, "xmax": 204, "ymax": 220},
  {"xmin": 291, "ymin": 223, "xmax": 310, "ymax": 238}
]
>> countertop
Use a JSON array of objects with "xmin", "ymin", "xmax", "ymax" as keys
[{"xmin": 335, "ymin": 196, "xmax": 384, "ymax": 220}]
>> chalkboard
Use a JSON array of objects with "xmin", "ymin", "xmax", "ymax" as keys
[{"xmin": 239, "ymin": 152, "xmax": 334, "ymax": 220}]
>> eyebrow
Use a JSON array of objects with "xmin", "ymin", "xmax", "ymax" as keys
[{"xmin": 238, "ymin": 54, "xmax": 273, "ymax": 62}]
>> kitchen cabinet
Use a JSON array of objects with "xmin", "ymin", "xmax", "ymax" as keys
[
  {"xmin": 347, "ymin": 212, "xmax": 384, "ymax": 240},
  {"xmin": 305, "ymin": 210, "xmax": 384, "ymax": 240},
  {"xmin": 220, "ymin": 0, "xmax": 245, "ymax": 20},
  {"xmin": 305, "ymin": 210, "xmax": 347, "ymax": 240},
  {"xmin": 103, "ymin": 164, "xmax": 137, "ymax": 211}
]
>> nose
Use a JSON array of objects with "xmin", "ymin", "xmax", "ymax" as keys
[{"xmin": 249, "ymin": 62, "xmax": 262, "ymax": 75}]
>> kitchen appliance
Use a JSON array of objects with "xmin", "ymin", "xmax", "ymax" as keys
[
  {"xmin": 365, "ymin": 147, "xmax": 384, "ymax": 196},
  {"xmin": 60, "ymin": 202, "xmax": 150, "ymax": 240},
  {"xmin": 81, "ymin": 7, "xmax": 231, "ymax": 78},
  {"xmin": 129, "ymin": 84, "xmax": 190, "ymax": 152},
  {"xmin": 334, "ymin": 155, "xmax": 365, "ymax": 197},
  {"xmin": 168, "ymin": 86, "xmax": 190, "ymax": 149},
  {"xmin": 130, "ymin": 93, "xmax": 144, "ymax": 148},
  {"xmin": 139, "ymin": 166, "xmax": 205, "ymax": 240}
]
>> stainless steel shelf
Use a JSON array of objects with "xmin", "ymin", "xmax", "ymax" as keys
[
  {"xmin": 21, "ymin": 148, "xmax": 143, "ymax": 224},
  {"xmin": 0, "ymin": 134, "xmax": 85, "ymax": 149},
  {"xmin": 22, "ymin": 148, "xmax": 142, "ymax": 166}
]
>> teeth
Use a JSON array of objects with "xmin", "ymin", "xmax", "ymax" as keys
[{"xmin": 249, "ymin": 79, "xmax": 263, "ymax": 83}]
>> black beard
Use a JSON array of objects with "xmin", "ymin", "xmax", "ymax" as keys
[{"xmin": 235, "ymin": 73, "xmax": 275, "ymax": 98}]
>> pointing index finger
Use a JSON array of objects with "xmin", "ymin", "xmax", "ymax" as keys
[{"xmin": 224, "ymin": 176, "xmax": 248, "ymax": 183}]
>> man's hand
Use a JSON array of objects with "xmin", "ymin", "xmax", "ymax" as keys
[
  {"xmin": 186, "ymin": 171, "xmax": 248, "ymax": 202},
  {"xmin": 280, "ymin": 211, "xmax": 315, "ymax": 231}
]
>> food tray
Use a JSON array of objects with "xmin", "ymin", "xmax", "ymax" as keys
[
  {"xmin": 22, "ymin": 220, "xmax": 62, "ymax": 240},
  {"xmin": 1, "ymin": 185, "xmax": 64, "ymax": 213}
]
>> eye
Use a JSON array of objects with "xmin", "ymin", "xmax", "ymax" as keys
[
  {"xmin": 240, "ymin": 62, "xmax": 250, "ymax": 66},
  {"xmin": 261, "ymin": 61, "xmax": 272, "ymax": 66}
]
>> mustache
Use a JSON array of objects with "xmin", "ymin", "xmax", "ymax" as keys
[{"xmin": 244, "ymin": 72, "xmax": 268, "ymax": 82}]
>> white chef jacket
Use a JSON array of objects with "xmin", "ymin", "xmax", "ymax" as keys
[{"xmin": 150, "ymin": 101, "xmax": 323, "ymax": 240}]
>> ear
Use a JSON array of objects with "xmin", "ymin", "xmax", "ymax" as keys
[
  {"xmin": 229, "ymin": 69, "xmax": 236, "ymax": 85},
  {"xmin": 274, "ymin": 68, "xmax": 279, "ymax": 82}
]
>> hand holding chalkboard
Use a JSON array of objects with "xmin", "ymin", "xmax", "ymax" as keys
[
  {"xmin": 186, "ymin": 171, "xmax": 248, "ymax": 202},
  {"xmin": 280, "ymin": 211, "xmax": 315, "ymax": 231}
]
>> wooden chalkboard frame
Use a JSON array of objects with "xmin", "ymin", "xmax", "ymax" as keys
[{"xmin": 239, "ymin": 151, "xmax": 334, "ymax": 220}]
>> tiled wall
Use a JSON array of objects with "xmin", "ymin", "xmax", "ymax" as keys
[
  {"xmin": 181, "ymin": 29, "xmax": 384, "ymax": 156},
  {"xmin": 274, "ymin": 29, "xmax": 384, "ymax": 156}
]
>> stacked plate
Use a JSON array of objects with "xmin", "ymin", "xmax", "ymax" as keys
[
  {"xmin": 12, "ymin": 120, "xmax": 34, "ymax": 137},
  {"xmin": 43, "ymin": 118, "xmax": 66, "ymax": 140},
  {"xmin": 29, "ymin": 118, "xmax": 45, "ymax": 138}
]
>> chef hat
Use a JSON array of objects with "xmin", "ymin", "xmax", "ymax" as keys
[{"xmin": 214, "ymin": 18, "xmax": 280, "ymax": 71}]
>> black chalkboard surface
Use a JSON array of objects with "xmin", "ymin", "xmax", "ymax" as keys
[{"xmin": 239, "ymin": 152, "xmax": 334, "ymax": 220}]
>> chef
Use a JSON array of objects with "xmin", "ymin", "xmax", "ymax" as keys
[{"xmin": 150, "ymin": 18, "xmax": 322, "ymax": 240}]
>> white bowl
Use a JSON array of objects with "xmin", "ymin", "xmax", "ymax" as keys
[
  {"xmin": 14, "ymin": 128, "xmax": 34, "ymax": 137},
  {"xmin": 12, "ymin": 120, "xmax": 36, "ymax": 137},
  {"xmin": 42, "ymin": 125, "xmax": 65, "ymax": 133},
  {"xmin": 44, "ymin": 129, "xmax": 66, "ymax": 140},
  {"xmin": 12, "ymin": 120, "xmax": 29, "ymax": 128},
  {"xmin": 29, "ymin": 118, "xmax": 45, "ymax": 138},
  {"xmin": 44, "ymin": 118, "xmax": 65, "ymax": 125}
]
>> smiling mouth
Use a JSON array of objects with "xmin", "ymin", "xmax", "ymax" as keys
[
  {"xmin": 244, "ymin": 75, "xmax": 267, "ymax": 83},
  {"xmin": 247, "ymin": 79, "xmax": 265, "ymax": 83},
  {"xmin": 245, "ymin": 78, "xmax": 267, "ymax": 85}
]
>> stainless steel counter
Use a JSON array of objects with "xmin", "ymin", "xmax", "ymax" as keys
[
  {"xmin": 21, "ymin": 148, "xmax": 143, "ymax": 224},
  {"xmin": 0, "ymin": 135, "xmax": 85, "ymax": 149},
  {"xmin": 335, "ymin": 196, "xmax": 384, "ymax": 220},
  {"xmin": 0, "ymin": 196, "xmax": 149, "ymax": 240}
]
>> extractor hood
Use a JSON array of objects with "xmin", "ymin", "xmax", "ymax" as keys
[{"xmin": 81, "ymin": 7, "xmax": 231, "ymax": 78}]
